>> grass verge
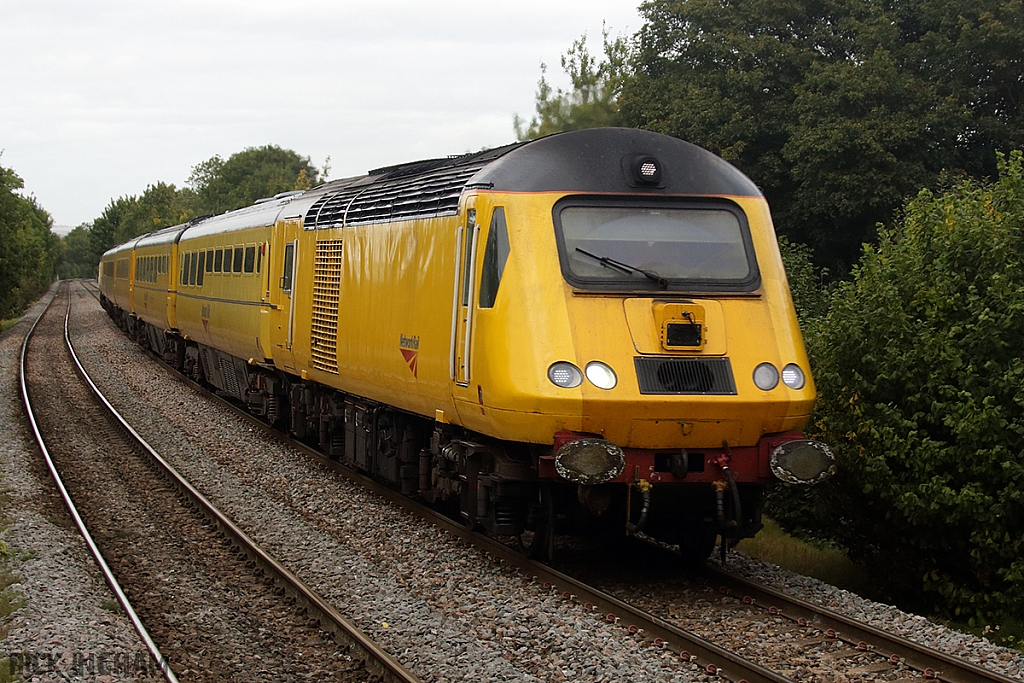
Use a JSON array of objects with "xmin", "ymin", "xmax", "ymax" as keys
[{"xmin": 738, "ymin": 517, "xmax": 871, "ymax": 594}]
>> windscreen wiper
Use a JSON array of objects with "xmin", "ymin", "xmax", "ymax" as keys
[{"xmin": 575, "ymin": 248, "xmax": 668, "ymax": 289}]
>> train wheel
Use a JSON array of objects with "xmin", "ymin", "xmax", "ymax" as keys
[{"xmin": 518, "ymin": 486, "xmax": 554, "ymax": 560}]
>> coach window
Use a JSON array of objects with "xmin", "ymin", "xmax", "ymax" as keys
[
  {"xmin": 479, "ymin": 208, "xmax": 509, "ymax": 309},
  {"xmin": 244, "ymin": 245, "xmax": 256, "ymax": 273},
  {"xmin": 282, "ymin": 242, "xmax": 295, "ymax": 292},
  {"xmin": 182, "ymin": 253, "xmax": 191, "ymax": 286},
  {"xmin": 205, "ymin": 250, "xmax": 214, "ymax": 273},
  {"xmin": 233, "ymin": 246, "xmax": 244, "ymax": 273},
  {"xmin": 213, "ymin": 248, "xmax": 222, "ymax": 273},
  {"xmin": 256, "ymin": 243, "xmax": 263, "ymax": 273},
  {"xmin": 189, "ymin": 250, "xmax": 199, "ymax": 286},
  {"xmin": 197, "ymin": 251, "xmax": 206, "ymax": 286}
]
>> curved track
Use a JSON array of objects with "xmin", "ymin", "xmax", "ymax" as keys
[
  {"xmin": 703, "ymin": 565, "xmax": 1022, "ymax": 683},
  {"xmin": 23, "ymin": 281, "xmax": 421, "ymax": 683},
  {"xmin": 20, "ymin": 285, "xmax": 177, "ymax": 682},
  {"xmin": 88, "ymin": 278, "xmax": 1022, "ymax": 683}
]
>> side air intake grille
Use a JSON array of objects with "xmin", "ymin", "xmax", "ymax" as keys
[
  {"xmin": 635, "ymin": 357, "xmax": 736, "ymax": 395},
  {"xmin": 310, "ymin": 239, "xmax": 344, "ymax": 374}
]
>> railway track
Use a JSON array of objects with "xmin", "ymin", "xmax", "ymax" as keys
[
  {"xmin": 138, "ymin": 333, "xmax": 1022, "ymax": 683},
  {"xmin": 185, "ymin": 367, "xmax": 1021, "ymax": 683},
  {"xmin": 77, "ymin": 279, "xmax": 1022, "ymax": 683},
  {"xmin": 21, "ymin": 281, "xmax": 420, "ymax": 683},
  {"xmin": 701, "ymin": 565, "xmax": 1021, "ymax": 683}
]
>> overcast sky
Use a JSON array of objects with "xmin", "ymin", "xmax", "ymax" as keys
[{"xmin": 1, "ymin": 0, "xmax": 642, "ymax": 231}]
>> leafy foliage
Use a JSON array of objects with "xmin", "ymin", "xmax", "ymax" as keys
[
  {"xmin": 778, "ymin": 152, "xmax": 1024, "ymax": 623},
  {"xmin": 619, "ymin": 0, "xmax": 1024, "ymax": 268},
  {"xmin": 66, "ymin": 145, "xmax": 319, "ymax": 277},
  {"xmin": 57, "ymin": 224, "xmax": 97, "ymax": 279},
  {"xmin": 514, "ymin": 27, "xmax": 631, "ymax": 141},
  {"xmin": 187, "ymin": 144, "xmax": 318, "ymax": 216},
  {"xmin": 0, "ymin": 163, "xmax": 58, "ymax": 320},
  {"xmin": 778, "ymin": 236, "xmax": 833, "ymax": 325}
]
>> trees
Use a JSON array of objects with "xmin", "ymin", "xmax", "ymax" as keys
[
  {"xmin": 783, "ymin": 153, "xmax": 1024, "ymax": 623},
  {"xmin": 72, "ymin": 144, "xmax": 320, "ymax": 277},
  {"xmin": 58, "ymin": 224, "xmax": 97, "ymax": 279},
  {"xmin": 86, "ymin": 182, "xmax": 194, "ymax": 266},
  {"xmin": 187, "ymin": 145, "xmax": 319, "ymax": 216},
  {"xmin": 514, "ymin": 27, "xmax": 631, "ymax": 141},
  {"xmin": 0, "ymin": 163, "xmax": 58, "ymax": 319},
  {"xmin": 620, "ymin": 0, "xmax": 1024, "ymax": 269}
]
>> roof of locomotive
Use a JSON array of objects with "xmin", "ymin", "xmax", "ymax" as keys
[
  {"xmin": 300, "ymin": 128, "xmax": 760, "ymax": 230},
  {"xmin": 471, "ymin": 127, "xmax": 761, "ymax": 196},
  {"xmin": 103, "ymin": 128, "xmax": 761, "ymax": 252}
]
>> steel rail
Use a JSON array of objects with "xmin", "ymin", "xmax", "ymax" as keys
[
  {"xmin": 703, "ymin": 566, "xmax": 1022, "ymax": 683},
  {"xmin": 60, "ymin": 281, "xmax": 423, "ymax": 683},
  {"xmin": 20, "ymin": 285, "xmax": 179, "ymax": 682},
  {"xmin": 104, "ymin": 289, "xmax": 1019, "ymax": 683},
  {"xmin": 158, "ymin": 364, "xmax": 796, "ymax": 683}
]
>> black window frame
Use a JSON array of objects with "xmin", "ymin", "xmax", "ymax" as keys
[
  {"xmin": 551, "ymin": 195, "xmax": 761, "ymax": 293},
  {"xmin": 197, "ymin": 251, "xmax": 206, "ymax": 286},
  {"xmin": 479, "ymin": 207, "xmax": 510, "ymax": 309}
]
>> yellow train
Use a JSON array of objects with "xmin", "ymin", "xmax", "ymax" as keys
[{"xmin": 100, "ymin": 128, "xmax": 833, "ymax": 561}]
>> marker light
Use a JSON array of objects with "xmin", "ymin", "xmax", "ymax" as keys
[
  {"xmin": 782, "ymin": 364, "xmax": 806, "ymax": 389},
  {"xmin": 548, "ymin": 362, "xmax": 583, "ymax": 388},
  {"xmin": 632, "ymin": 155, "xmax": 663, "ymax": 185},
  {"xmin": 585, "ymin": 361, "xmax": 617, "ymax": 390},
  {"xmin": 753, "ymin": 363, "xmax": 779, "ymax": 391}
]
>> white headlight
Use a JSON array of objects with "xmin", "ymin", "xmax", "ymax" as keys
[
  {"xmin": 548, "ymin": 362, "xmax": 583, "ymax": 388},
  {"xmin": 782, "ymin": 363, "xmax": 806, "ymax": 389},
  {"xmin": 585, "ymin": 361, "xmax": 617, "ymax": 390},
  {"xmin": 753, "ymin": 363, "xmax": 779, "ymax": 390}
]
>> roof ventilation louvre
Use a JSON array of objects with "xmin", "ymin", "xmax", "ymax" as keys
[{"xmin": 305, "ymin": 143, "xmax": 522, "ymax": 230}]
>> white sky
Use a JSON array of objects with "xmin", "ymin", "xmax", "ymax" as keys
[{"xmin": 0, "ymin": 0, "xmax": 642, "ymax": 231}]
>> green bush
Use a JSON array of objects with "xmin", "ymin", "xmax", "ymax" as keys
[{"xmin": 778, "ymin": 152, "xmax": 1024, "ymax": 623}]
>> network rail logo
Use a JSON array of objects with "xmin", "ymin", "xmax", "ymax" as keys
[
  {"xmin": 399, "ymin": 333, "xmax": 419, "ymax": 378},
  {"xmin": 1, "ymin": 650, "xmax": 163, "ymax": 678}
]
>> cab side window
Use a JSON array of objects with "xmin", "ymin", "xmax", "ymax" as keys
[{"xmin": 478, "ymin": 208, "xmax": 510, "ymax": 309}]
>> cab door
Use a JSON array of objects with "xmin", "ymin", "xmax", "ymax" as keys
[
  {"xmin": 452, "ymin": 203, "xmax": 480, "ymax": 387},
  {"xmin": 269, "ymin": 220, "xmax": 300, "ymax": 372}
]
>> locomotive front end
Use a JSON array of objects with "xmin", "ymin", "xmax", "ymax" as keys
[{"xmin": 460, "ymin": 128, "xmax": 834, "ymax": 560}]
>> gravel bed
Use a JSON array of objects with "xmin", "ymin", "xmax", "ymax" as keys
[
  {"xmin": 68, "ymin": 281, "xmax": 1024, "ymax": 683},
  {"xmin": 707, "ymin": 551, "xmax": 1024, "ymax": 680},
  {"xmin": 70, "ymin": 294, "xmax": 702, "ymax": 681},
  {"xmin": 26, "ymin": 284, "xmax": 366, "ymax": 683},
  {"xmin": 0, "ymin": 285, "xmax": 165, "ymax": 682},
  {"xmin": 549, "ymin": 512, "xmax": 1024, "ymax": 681}
]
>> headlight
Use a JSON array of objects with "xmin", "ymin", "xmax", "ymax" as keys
[
  {"xmin": 555, "ymin": 438, "xmax": 626, "ymax": 484},
  {"xmin": 585, "ymin": 361, "xmax": 617, "ymax": 390},
  {"xmin": 770, "ymin": 440, "xmax": 836, "ymax": 485},
  {"xmin": 753, "ymin": 362, "xmax": 779, "ymax": 390},
  {"xmin": 782, "ymin": 363, "xmax": 806, "ymax": 389},
  {"xmin": 548, "ymin": 362, "xmax": 583, "ymax": 388}
]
